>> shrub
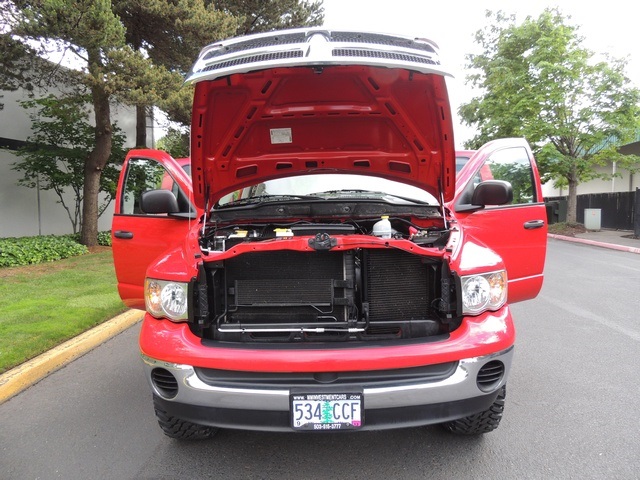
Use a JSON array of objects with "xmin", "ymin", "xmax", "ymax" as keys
[
  {"xmin": 0, "ymin": 235, "xmax": 89, "ymax": 268},
  {"xmin": 97, "ymin": 230, "xmax": 112, "ymax": 246},
  {"xmin": 63, "ymin": 230, "xmax": 112, "ymax": 247}
]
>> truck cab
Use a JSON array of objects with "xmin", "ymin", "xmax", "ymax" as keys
[{"xmin": 112, "ymin": 28, "xmax": 546, "ymax": 438}]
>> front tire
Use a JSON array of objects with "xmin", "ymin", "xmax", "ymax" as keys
[
  {"xmin": 442, "ymin": 385, "xmax": 506, "ymax": 435},
  {"xmin": 153, "ymin": 395, "xmax": 218, "ymax": 440}
]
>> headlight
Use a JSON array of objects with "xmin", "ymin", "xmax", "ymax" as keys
[
  {"xmin": 461, "ymin": 270, "xmax": 507, "ymax": 315},
  {"xmin": 145, "ymin": 279, "xmax": 189, "ymax": 321}
]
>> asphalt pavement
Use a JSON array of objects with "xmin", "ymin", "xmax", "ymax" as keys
[{"xmin": 1, "ymin": 229, "xmax": 638, "ymax": 405}]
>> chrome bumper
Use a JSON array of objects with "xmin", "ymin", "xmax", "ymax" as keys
[{"xmin": 142, "ymin": 347, "xmax": 513, "ymax": 412}]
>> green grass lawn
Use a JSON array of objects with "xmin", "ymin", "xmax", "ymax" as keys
[{"xmin": 0, "ymin": 249, "xmax": 128, "ymax": 373}]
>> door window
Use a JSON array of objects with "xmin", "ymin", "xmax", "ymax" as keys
[
  {"xmin": 479, "ymin": 147, "xmax": 536, "ymax": 204},
  {"xmin": 120, "ymin": 158, "xmax": 190, "ymax": 214}
]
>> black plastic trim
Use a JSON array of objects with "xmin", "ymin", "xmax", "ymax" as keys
[
  {"xmin": 153, "ymin": 391, "xmax": 500, "ymax": 432},
  {"xmin": 194, "ymin": 361, "xmax": 457, "ymax": 389}
]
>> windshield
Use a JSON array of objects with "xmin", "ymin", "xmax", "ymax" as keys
[{"xmin": 217, "ymin": 174, "xmax": 438, "ymax": 207}]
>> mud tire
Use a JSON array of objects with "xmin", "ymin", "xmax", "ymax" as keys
[
  {"xmin": 442, "ymin": 386, "xmax": 506, "ymax": 435},
  {"xmin": 153, "ymin": 395, "xmax": 217, "ymax": 440}
]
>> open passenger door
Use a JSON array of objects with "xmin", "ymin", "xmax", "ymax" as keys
[
  {"xmin": 450, "ymin": 138, "xmax": 547, "ymax": 303},
  {"xmin": 111, "ymin": 150, "xmax": 197, "ymax": 309}
]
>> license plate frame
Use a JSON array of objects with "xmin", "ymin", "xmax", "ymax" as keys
[{"xmin": 290, "ymin": 392, "xmax": 364, "ymax": 431}]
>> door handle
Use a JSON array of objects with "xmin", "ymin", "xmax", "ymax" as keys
[
  {"xmin": 524, "ymin": 220, "xmax": 545, "ymax": 230},
  {"xmin": 114, "ymin": 230, "xmax": 134, "ymax": 239}
]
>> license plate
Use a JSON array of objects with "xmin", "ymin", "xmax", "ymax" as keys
[{"xmin": 290, "ymin": 393, "xmax": 363, "ymax": 430}]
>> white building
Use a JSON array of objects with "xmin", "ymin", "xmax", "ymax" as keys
[
  {"xmin": 0, "ymin": 80, "xmax": 145, "ymax": 238},
  {"xmin": 541, "ymin": 141, "xmax": 640, "ymax": 197}
]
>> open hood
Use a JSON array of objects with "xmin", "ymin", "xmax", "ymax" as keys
[{"xmin": 186, "ymin": 28, "xmax": 456, "ymax": 209}]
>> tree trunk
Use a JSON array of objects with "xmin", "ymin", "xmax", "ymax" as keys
[
  {"xmin": 130, "ymin": 32, "xmax": 148, "ymax": 149},
  {"xmin": 136, "ymin": 104, "xmax": 147, "ymax": 148},
  {"xmin": 81, "ymin": 50, "xmax": 112, "ymax": 247},
  {"xmin": 566, "ymin": 171, "xmax": 579, "ymax": 224}
]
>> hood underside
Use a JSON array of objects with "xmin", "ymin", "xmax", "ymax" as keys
[{"xmin": 188, "ymin": 29, "xmax": 456, "ymax": 208}]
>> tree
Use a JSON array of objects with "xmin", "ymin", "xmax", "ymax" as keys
[
  {"xmin": 216, "ymin": 0, "xmax": 324, "ymax": 35},
  {"xmin": 156, "ymin": 128, "xmax": 190, "ymax": 159},
  {"xmin": 2, "ymin": 0, "xmax": 144, "ymax": 246},
  {"xmin": 114, "ymin": 0, "xmax": 324, "ymax": 147},
  {"xmin": 112, "ymin": 0, "xmax": 239, "ymax": 147},
  {"xmin": 0, "ymin": 34, "xmax": 33, "ymax": 110},
  {"xmin": 13, "ymin": 95, "xmax": 125, "ymax": 233},
  {"xmin": 460, "ymin": 9, "xmax": 640, "ymax": 223},
  {"xmin": 1, "ymin": 0, "xmax": 324, "ymax": 245}
]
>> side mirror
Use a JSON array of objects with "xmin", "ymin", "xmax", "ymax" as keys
[
  {"xmin": 471, "ymin": 180, "xmax": 513, "ymax": 206},
  {"xmin": 140, "ymin": 189, "xmax": 179, "ymax": 214},
  {"xmin": 456, "ymin": 180, "xmax": 513, "ymax": 213}
]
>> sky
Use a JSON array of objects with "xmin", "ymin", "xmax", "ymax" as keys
[{"xmin": 320, "ymin": 0, "xmax": 640, "ymax": 147}]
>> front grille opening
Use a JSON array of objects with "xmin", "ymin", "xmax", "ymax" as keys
[
  {"xmin": 202, "ymin": 50, "xmax": 303, "ymax": 72},
  {"xmin": 332, "ymin": 48, "xmax": 438, "ymax": 66},
  {"xmin": 201, "ymin": 32, "xmax": 308, "ymax": 61},
  {"xmin": 151, "ymin": 368, "xmax": 179, "ymax": 399},
  {"xmin": 201, "ymin": 248, "xmax": 451, "ymax": 344},
  {"xmin": 476, "ymin": 360, "xmax": 505, "ymax": 392},
  {"xmin": 329, "ymin": 32, "xmax": 437, "ymax": 54}
]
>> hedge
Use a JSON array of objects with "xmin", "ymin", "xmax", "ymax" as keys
[{"xmin": 0, "ymin": 231, "xmax": 111, "ymax": 268}]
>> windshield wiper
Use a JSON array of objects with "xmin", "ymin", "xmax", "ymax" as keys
[{"xmin": 218, "ymin": 194, "xmax": 323, "ymax": 208}]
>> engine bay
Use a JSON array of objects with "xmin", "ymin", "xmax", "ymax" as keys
[
  {"xmin": 190, "ymin": 216, "xmax": 459, "ymax": 344},
  {"xmin": 199, "ymin": 216, "xmax": 451, "ymax": 253}
]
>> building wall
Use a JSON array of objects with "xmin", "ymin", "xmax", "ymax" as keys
[
  {"xmin": 0, "ymin": 84, "xmax": 142, "ymax": 238},
  {"xmin": 542, "ymin": 163, "xmax": 640, "ymax": 198}
]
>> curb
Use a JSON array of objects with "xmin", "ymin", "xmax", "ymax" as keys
[
  {"xmin": 548, "ymin": 234, "xmax": 640, "ymax": 254},
  {"xmin": 0, "ymin": 310, "xmax": 143, "ymax": 405}
]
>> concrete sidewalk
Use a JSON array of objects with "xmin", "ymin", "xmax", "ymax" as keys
[
  {"xmin": 549, "ymin": 229, "xmax": 640, "ymax": 254},
  {"xmin": 1, "ymin": 229, "xmax": 638, "ymax": 405}
]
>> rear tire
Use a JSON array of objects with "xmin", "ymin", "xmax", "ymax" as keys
[
  {"xmin": 153, "ymin": 395, "xmax": 218, "ymax": 440},
  {"xmin": 442, "ymin": 385, "xmax": 506, "ymax": 435}
]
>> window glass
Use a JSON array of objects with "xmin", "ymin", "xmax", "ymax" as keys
[
  {"xmin": 120, "ymin": 158, "xmax": 187, "ymax": 214},
  {"xmin": 455, "ymin": 155, "xmax": 471, "ymax": 173},
  {"xmin": 481, "ymin": 147, "xmax": 536, "ymax": 204}
]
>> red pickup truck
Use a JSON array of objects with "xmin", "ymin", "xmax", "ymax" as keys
[{"xmin": 112, "ymin": 28, "xmax": 547, "ymax": 439}]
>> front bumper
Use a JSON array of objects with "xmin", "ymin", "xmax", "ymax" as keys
[
  {"xmin": 140, "ymin": 308, "xmax": 515, "ymax": 431},
  {"xmin": 143, "ymin": 346, "xmax": 514, "ymax": 432},
  {"xmin": 139, "ymin": 307, "xmax": 515, "ymax": 372}
]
